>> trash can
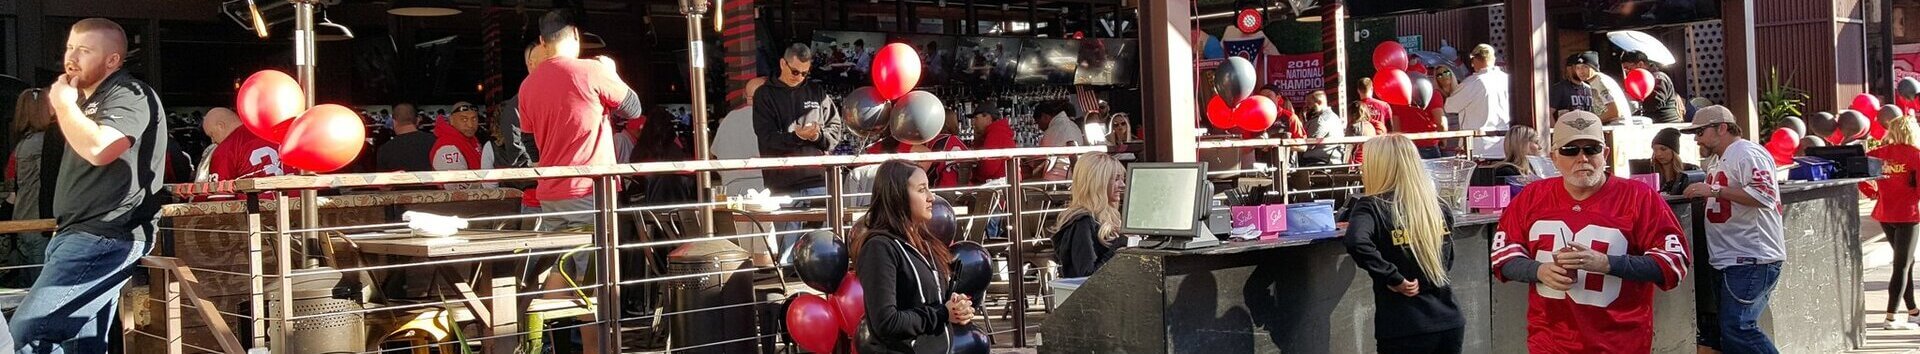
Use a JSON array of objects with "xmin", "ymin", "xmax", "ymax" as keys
[
  {"xmin": 666, "ymin": 240, "xmax": 753, "ymax": 353},
  {"xmin": 259, "ymin": 267, "xmax": 366, "ymax": 354}
]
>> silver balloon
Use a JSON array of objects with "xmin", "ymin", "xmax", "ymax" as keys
[
  {"xmin": 1807, "ymin": 111, "xmax": 1837, "ymax": 138},
  {"xmin": 842, "ymin": 86, "xmax": 891, "ymax": 138},
  {"xmin": 1407, "ymin": 72, "xmax": 1435, "ymax": 109},
  {"xmin": 1776, "ymin": 116, "xmax": 1806, "ymax": 138},
  {"xmin": 1882, "ymin": 104, "xmax": 1906, "ymax": 124},
  {"xmin": 1900, "ymin": 78, "xmax": 1920, "ymax": 101},
  {"xmin": 1796, "ymin": 135, "xmax": 1827, "ymax": 155},
  {"xmin": 1214, "ymin": 56, "xmax": 1257, "ymax": 108},
  {"xmin": 887, "ymin": 91, "xmax": 946, "ymax": 145},
  {"xmin": 1839, "ymin": 109, "xmax": 1870, "ymax": 141}
]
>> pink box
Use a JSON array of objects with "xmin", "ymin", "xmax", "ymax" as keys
[
  {"xmin": 1468, "ymin": 186, "xmax": 1512, "ymax": 209},
  {"xmin": 1259, "ymin": 204, "xmax": 1288, "ymax": 239},
  {"xmin": 1631, "ymin": 174, "xmax": 1660, "ymax": 189},
  {"xmin": 1231, "ymin": 206, "xmax": 1260, "ymax": 230}
]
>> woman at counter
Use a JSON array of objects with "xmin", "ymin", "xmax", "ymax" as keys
[
  {"xmin": 1050, "ymin": 152, "xmax": 1128, "ymax": 278},
  {"xmin": 1342, "ymin": 135, "xmax": 1464, "ymax": 353},
  {"xmin": 1651, "ymin": 128, "xmax": 1699, "ymax": 195},
  {"xmin": 854, "ymin": 160, "xmax": 974, "ymax": 353},
  {"xmin": 1863, "ymin": 116, "xmax": 1920, "ymax": 330},
  {"xmin": 1492, "ymin": 126, "xmax": 1553, "ymax": 181}
]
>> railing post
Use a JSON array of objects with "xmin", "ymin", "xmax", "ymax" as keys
[
  {"xmin": 1273, "ymin": 145, "xmax": 1290, "ymax": 205},
  {"xmin": 594, "ymin": 176, "xmax": 623, "ymax": 354},
  {"xmin": 828, "ymin": 166, "xmax": 846, "ymax": 237},
  {"xmin": 245, "ymin": 192, "xmax": 267, "ymax": 349},
  {"xmin": 1004, "ymin": 157, "xmax": 1027, "ymax": 347},
  {"xmin": 271, "ymin": 191, "xmax": 293, "ymax": 354}
]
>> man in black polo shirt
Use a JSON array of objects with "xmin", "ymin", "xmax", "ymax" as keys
[{"xmin": 10, "ymin": 18, "xmax": 167, "ymax": 353}]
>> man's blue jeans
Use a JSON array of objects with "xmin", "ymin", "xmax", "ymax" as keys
[
  {"xmin": 11, "ymin": 230, "xmax": 148, "ymax": 354},
  {"xmin": 1712, "ymin": 262, "xmax": 1782, "ymax": 354}
]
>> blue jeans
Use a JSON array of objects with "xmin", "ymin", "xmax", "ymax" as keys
[
  {"xmin": 777, "ymin": 187, "xmax": 830, "ymax": 265},
  {"xmin": 1713, "ymin": 262, "xmax": 1782, "ymax": 354},
  {"xmin": 11, "ymin": 230, "xmax": 148, "ymax": 354}
]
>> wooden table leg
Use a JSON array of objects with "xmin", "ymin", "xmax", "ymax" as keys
[{"xmin": 478, "ymin": 262, "xmax": 520, "ymax": 354}]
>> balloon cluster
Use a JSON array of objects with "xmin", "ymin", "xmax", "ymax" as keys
[
  {"xmin": 1367, "ymin": 41, "xmax": 1437, "ymax": 109},
  {"xmin": 845, "ymin": 44, "xmax": 947, "ymax": 145},
  {"xmin": 783, "ymin": 196, "xmax": 981, "ymax": 353},
  {"xmin": 237, "ymin": 70, "xmax": 365, "ymax": 173},
  {"xmin": 1205, "ymin": 56, "xmax": 1280, "ymax": 132}
]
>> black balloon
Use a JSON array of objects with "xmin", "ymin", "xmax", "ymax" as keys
[
  {"xmin": 1777, "ymin": 116, "xmax": 1806, "ymax": 138},
  {"xmin": 948, "ymin": 241, "xmax": 991, "ymax": 302},
  {"xmin": 793, "ymin": 230, "xmax": 850, "ymax": 294},
  {"xmin": 843, "ymin": 86, "xmax": 891, "ymax": 138},
  {"xmin": 1901, "ymin": 78, "xmax": 1920, "ymax": 100},
  {"xmin": 855, "ymin": 321, "xmax": 886, "ymax": 354},
  {"xmin": 1407, "ymin": 72, "xmax": 1435, "ymax": 109},
  {"xmin": 948, "ymin": 324, "xmax": 991, "ymax": 354},
  {"xmin": 1883, "ymin": 104, "xmax": 1906, "ymax": 124},
  {"xmin": 1807, "ymin": 112, "xmax": 1838, "ymax": 138},
  {"xmin": 1840, "ymin": 109, "xmax": 1870, "ymax": 141},
  {"xmin": 1797, "ymin": 135, "xmax": 1828, "ymax": 155},
  {"xmin": 1214, "ymin": 56, "xmax": 1257, "ymax": 107},
  {"xmin": 888, "ymin": 91, "xmax": 946, "ymax": 145},
  {"xmin": 930, "ymin": 196, "xmax": 957, "ymax": 244}
]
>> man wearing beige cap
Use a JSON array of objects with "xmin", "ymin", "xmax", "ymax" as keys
[
  {"xmin": 1681, "ymin": 105, "xmax": 1784, "ymax": 353},
  {"xmin": 1491, "ymin": 111, "xmax": 1690, "ymax": 353}
]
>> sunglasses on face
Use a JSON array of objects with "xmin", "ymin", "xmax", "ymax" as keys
[{"xmin": 1557, "ymin": 144, "xmax": 1605, "ymax": 157}]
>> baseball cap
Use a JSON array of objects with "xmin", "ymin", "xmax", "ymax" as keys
[
  {"xmin": 1551, "ymin": 111, "xmax": 1607, "ymax": 149},
  {"xmin": 1680, "ymin": 105, "xmax": 1736, "ymax": 134},
  {"xmin": 1565, "ymin": 51, "xmax": 1599, "ymax": 68}
]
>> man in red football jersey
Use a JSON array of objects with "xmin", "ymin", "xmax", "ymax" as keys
[
  {"xmin": 202, "ymin": 107, "xmax": 285, "ymax": 182},
  {"xmin": 1489, "ymin": 111, "xmax": 1691, "ymax": 353}
]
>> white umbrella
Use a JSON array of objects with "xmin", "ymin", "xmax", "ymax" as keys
[{"xmin": 1608, "ymin": 30, "xmax": 1676, "ymax": 65}]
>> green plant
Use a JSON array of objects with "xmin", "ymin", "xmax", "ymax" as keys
[{"xmin": 1757, "ymin": 67, "xmax": 1809, "ymax": 135}]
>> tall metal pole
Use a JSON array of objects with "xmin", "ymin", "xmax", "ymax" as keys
[
  {"xmin": 685, "ymin": 0, "xmax": 716, "ymax": 237},
  {"xmin": 293, "ymin": 0, "xmax": 317, "ymax": 107}
]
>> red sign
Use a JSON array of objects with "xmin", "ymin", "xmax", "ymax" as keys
[
  {"xmin": 1265, "ymin": 53, "xmax": 1324, "ymax": 112},
  {"xmin": 1896, "ymin": 44, "xmax": 1920, "ymax": 85},
  {"xmin": 1236, "ymin": 9, "xmax": 1264, "ymax": 34}
]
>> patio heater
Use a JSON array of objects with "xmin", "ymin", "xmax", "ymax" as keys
[{"xmin": 683, "ymin": 0, "xmax": 717, "ymax": 237}]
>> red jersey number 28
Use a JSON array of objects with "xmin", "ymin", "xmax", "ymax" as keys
[
  {"xmin": 1529, "ymin": 221, "xmax": 1628, "ymax": 307},
  {"xmin": 1705, "ymin": 172, "xmax": 1733, "ymax": 224}
]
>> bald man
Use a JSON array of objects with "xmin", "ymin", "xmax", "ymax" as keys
[
  {"xmin": 15, "ymin": 17, "xmax": 167, "ymax": 353},
  {"xmin": 192, "ymin": 108, "xmax": 237, "ymax": 182},
  {"xmin": 201, "ymin": 107, "xmax": 284, "ymax": 183}
]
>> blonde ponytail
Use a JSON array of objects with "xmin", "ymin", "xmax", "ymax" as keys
[{"xmin": 1360, "ymin": 135, "xmax": 1453, "ymax": 287}]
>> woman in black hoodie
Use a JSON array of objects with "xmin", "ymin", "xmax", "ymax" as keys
[
  {"xmin": 1342, "ymin": 135, "xmax": 1464, "ymax": 353},
  {"xmin": 855, "ymin": 160, "xmax": 975, "ymax": 353}
]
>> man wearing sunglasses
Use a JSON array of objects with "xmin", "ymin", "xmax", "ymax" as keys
[
  {"xmin": 1681, "ymin": 105, "xmax": 1784, "ymax": 353},
  {"xmin": 1491, "ymin": 111, "xmax": 1690, "ymax": 353},
  {"xmin": 754, "ymin": 42, "xmax": 847, "ymax": 260}
]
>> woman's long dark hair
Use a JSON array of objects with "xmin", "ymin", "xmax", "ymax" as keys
[{"xmin": 851, "ymin": 159, "xmax": 953, "ymax": 278}]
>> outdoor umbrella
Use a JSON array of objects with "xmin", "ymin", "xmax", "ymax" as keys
[{"xmin": 1608, "ymin": 30, "xmax": 1676, "ymax": 65}]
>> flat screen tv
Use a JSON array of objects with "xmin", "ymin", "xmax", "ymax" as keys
[
  {"xmin": 1074, "ymin": 38, "xmax": 1137, "ymax": 86},
  {"xmin": 1015, "ymin": 38, "xmax": 1080, "ymax": 85},
  {"xmin": 953, "ymin": 36, "xmax": 1022, "ymax": 85},
  {"xmin": 810, "ymin": 31, "xmax": 886, "ymax": 86},
  {"xmin": 1580, "ymin": 0, "xmax": 1722, "ymax": 30}
]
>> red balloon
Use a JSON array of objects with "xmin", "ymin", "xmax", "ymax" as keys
[
  {"xmin": 832, "ymin": 272, "xmax": 865, "ymax": 336},
  {"xmin": 1372, "ymin": 69, "xmax": 1414, "ymax": 106},
  {"xmin": 1235, "ymin": 96, "xmax": 1278, "ymax": 131},
  {"xmin": 1624, "ymin": 69, "xmax": 1655, "ymax": 101},
  {"xmin": 871, "ymin": 43, "xmax": 923, "ymax": 101},
  {"xmin": 236, "ymin": 70, "xmax": 305, "ymax": 143},
  {"xmin": 786, "ymin": 293, "xmax": 842, "ymax": 354},
  {"xmin": 1852, "ymin": 93, "xmax": 1882, "ymax": 118},
  {"xmin": 1206, "ymin": 96, "xmax": 1236, "ymax": 130},
  {"xmin": 1765, "ymin": 128, "xmax": 1799, "ymax": 165},
  {"xmin": 279, "ymin": 104, "xmax": 366, "ymax": 173},
  {"xmin": 1372, "ymin": 41, "xmax": 1408, "ymax": 71}
]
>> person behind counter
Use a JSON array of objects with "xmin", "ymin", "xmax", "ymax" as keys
[
  {"xmin": 1342, "ymin": 135, "xmax": 1464, "ymax": 353},
  {"xmin": 1050, "ymin": 152, "xmax": 1127, "ymax": 278},
  {"xmin": 1682, "ymin": 105, "xmax": 1786, "ymax": 353},
  {"xmin": 1651, "ymin": 128, "xmax": 1698, "ymax": 194},
  {"xmin": 1864, "ymin": 116, "xmax": 1920, "ymax": 330},
  {"xmin": 1490, "ymin": 126, "xmax": 1555, "ymax": 181},
  {"xmin": 854, "ymin": 160, "xmax": 975, "ymax": 354},
  {"xmin": 1488, "ymin": 111, "xmax": 1690, "ymax": 353},
  {"xmin": 1622, "ymin": 51, "xmax": 1683, "ymax": 123}
]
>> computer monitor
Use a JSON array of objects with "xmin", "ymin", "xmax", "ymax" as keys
[{"xmin": 1119, "ymin": 162, "xmax": 1220, "ymax": 249}]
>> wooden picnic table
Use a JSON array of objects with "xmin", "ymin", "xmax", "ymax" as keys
[{"xmin": 348, "ymin": 230, "xmax": 595, "ymax": 354}]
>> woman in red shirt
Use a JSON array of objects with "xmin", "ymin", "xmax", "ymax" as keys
[
  {"xmin": 1865, "ymin": 116, "xmax": 1920, "ymax": 329},
  {"xmin": 866, "ymin": 134, "xmax": 970, "ymax": 188}
]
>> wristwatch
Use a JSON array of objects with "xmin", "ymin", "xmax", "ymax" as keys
[{"xmin": 1711, "ymin": 185, "xmax": 1724, "ymax": 198}]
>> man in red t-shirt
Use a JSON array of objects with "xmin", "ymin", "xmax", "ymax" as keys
[
  {"xmin": 969, "ymin": 111, "xmax": 1016, "ymax": 183},
  {"xmin": 1357, "ymin": 78, "xmax": 1393, "ymax": 134},
  {"xmin": 1489, "ymin": 111, "xmax": 1690, "ymax": 353},
  {"xmin": 202, "ymin": 107, "xmax": 285, "ymax": 182},
  {"xmin": 517, "ymin": 10, "xmax": 645, "ymax": 231},
  {"xmin": 1390, "ymin": 94, "xmax": 1448, "ymax": 156}
]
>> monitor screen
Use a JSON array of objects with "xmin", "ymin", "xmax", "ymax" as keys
[
  {"xmin": 1123, "ymin": 165, "xmax": 1203, "ymax": 232},
  {"xmin": 953, "ymin": 36, "xmax": 1021, "ymax": 85},
  {"xmin": 1074, "ymin": 38, "xmax": 1136, "ymax": 86},
  {"xmin": 810, "ymin": 31, "xmax": 886, "ymax": 86},
  {"xmin": 1016, "ymin": 38, "xmax": 1080, "ymax": 85}
]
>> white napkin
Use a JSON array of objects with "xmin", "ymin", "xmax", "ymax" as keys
[{"xmin": 403, "ymin": 211, "xmax": 469, "ymax": 237}]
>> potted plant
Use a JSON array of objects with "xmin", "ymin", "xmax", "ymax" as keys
[{"xmin": 1758, "ymin": 67, "xmax": 1808, "ymax": 142}]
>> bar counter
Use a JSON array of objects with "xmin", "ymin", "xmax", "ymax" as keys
[{"xmin": 1041, "ymin": 177, "xmax": 1868, "ymax": 354}]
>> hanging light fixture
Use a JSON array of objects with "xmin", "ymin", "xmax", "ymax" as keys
[
  {"xmin": 388, "ymin": 0, "xmax": 462, "ymax": 17},
  {"xmin": 315, "ymin": 8, "xmax": 355, "ymax": 41},
  {"xmin": 248, "ymin": 0, "xmax": 270, "ymax": 38}
]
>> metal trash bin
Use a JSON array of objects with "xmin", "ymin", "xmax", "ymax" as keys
[
  {"xmin": 261, "ymin": 267, "xmax": 366, "ymax": 354},
  {"xmin": 666, "ymin": 240, "xmax": 753, "ymax": 353}
]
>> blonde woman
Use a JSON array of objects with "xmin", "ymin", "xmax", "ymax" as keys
[
  {"xmin": 1864, "ymin": 116, "xmax": 1920, "ymax": 329},
  {"xmin": 1050, "ymin": 152, "xmax": 1127, "ymax": 278},
  {"xmin": 1342, "ymin": 135, "xmax": 1464, "ymax": 353},
  {"xmin": 1494, "ymin": 125, "xmax": 1553, "ymax": 181}
]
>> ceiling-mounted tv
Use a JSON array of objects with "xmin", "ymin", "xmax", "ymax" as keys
[
  {"xmin": 1075, "ymin": 38, "xmax": 1136, "ymax": 86},
  {"xmin": 953, "ymin": 36, "xmax": 1021, "ymax": 85},
  {"xmin": 1016, "ymin": 38, "xmax": 1079, "ymax": 85}
]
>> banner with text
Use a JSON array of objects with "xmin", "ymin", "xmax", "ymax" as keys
[{"xmin": 1266, "ymin": 53, "xmax": 1324, "ymax": 113}]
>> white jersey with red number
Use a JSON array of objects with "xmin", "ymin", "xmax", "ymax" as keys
[
  {"xmin": 1490, "ymin": 177, "xmax": 1690, "ymax": 354},
  {"xmin": 1703, "ymin": 139, "xmax": 1785, "ymax": 269}
]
